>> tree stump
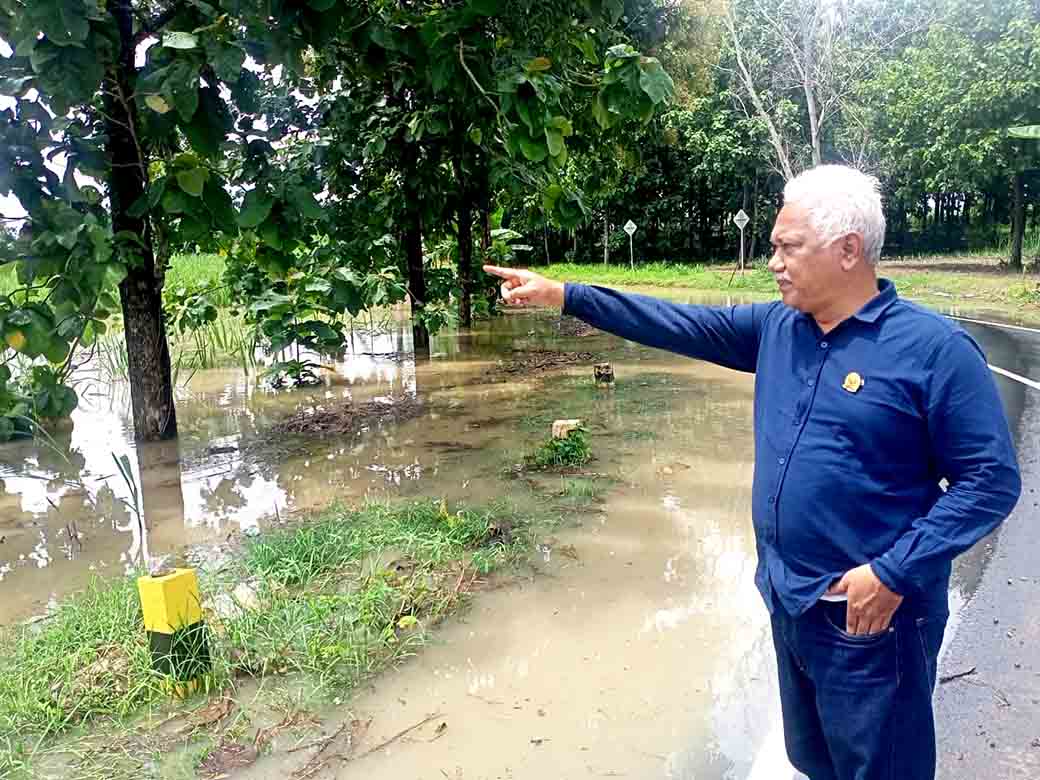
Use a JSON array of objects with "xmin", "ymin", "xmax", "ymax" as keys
[
  {"xmin": 594, "ymin": 362, "xmax": 615, "ymax": 387},
  {"xmin": 552, "ymin": 419, "xmax": 582, "ymax": 439}
]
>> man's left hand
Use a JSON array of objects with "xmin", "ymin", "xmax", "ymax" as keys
[{"xmin": 827, "ymin": 564, "xmax": 904, "ymax": 635}]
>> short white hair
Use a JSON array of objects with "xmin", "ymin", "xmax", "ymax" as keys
[{"xmin": 783, "ymin": 165, "xmax": 886, "ymax": 264}]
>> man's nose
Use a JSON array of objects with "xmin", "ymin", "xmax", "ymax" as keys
[{"xmin": 768, "ymin": 251, "xmax": 783, "ymax": 273}]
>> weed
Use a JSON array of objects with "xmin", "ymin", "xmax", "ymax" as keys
[{"xmin": 525, "ymin": 428, "xmax": 592, "ymax": 469}]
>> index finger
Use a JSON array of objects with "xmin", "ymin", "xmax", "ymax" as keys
[{"xmin": 483, "ymin": 265, "xmax": 527, "ymax": 281}]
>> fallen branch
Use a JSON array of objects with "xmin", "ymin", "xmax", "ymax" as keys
[
  {"xmin": 939, "ymin": 666, "xmax": 977, "ymax": 684},
  {"xmin": 350, "ymin": 713, "xmax": 443, "ymax": 761}
]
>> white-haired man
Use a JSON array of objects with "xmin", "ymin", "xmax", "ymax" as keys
[{"xmin": 484, "ymin": 164, "xmax": 1021, "ymax": 780}]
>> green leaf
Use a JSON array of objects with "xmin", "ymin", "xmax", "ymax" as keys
[
  {"xmin": 469, "ymin": 127, "xmax": 483, "ymax": 145},
  {"xmin": 6, "ymin": 309, "xmax": 31, "ymax": 327},
  {"xmin": 259, "ymin": 219, "xmax": 283, "ymax": 249},
  {"xmin": 1008, "ymin": 125, "xmax": 1040, "ymax": 140},
  {"xmin": 210, "ymin": 43, "xmax": 246, "ymax": 83},
  {"xmin": 592, "ymin": 92, "xmax": 613, "ymax": 130},
  {"xmin": 145, "ymin": 94, "xmax": 171, "ymax": 114},
  {"xmin": 290, "ymin": 187, "xmax": 324, "ymax": 221},
  {"xmin": 238, "ymin": 188, "xmax": 274, "ymax": 228},
  {"xmin": 572, "ymin": 35, "xmax": 598, "ymax": 65},
  {"xmin": 469, "ymin": 0, "xmax": 499, "ymax": 15},
  {"xmin": 203, "ymin": 177, "xmax": 236, "ymax": 228},
  {"xmin": 542, "ymin": 183, "xmax": 563, "ymax": 213},
  {"xmin": 545, "ymin": 128, "xmax": 564, "ymax": 157},
  {"xmin": 548, "ymin": 116, "xmax": 573, "ymax": 136},
  {"xmin": 161, "ymin": 187, "xmax": 193, "ymax": 214},
  {"xmin": 183, "ymin": 86, "xmax": 231, "ymax": 158},
  {"xmin": 637, "ymin": 58, "xmax": 674, "ymax": 105},
  {"xmin": 176, "ymin": 167, "xmax": 209, "ymax": 197},
  {"xmin": 57, "ymin": 227, "xmax": 81, "ymax": 250},
  {"xmin": 44, "ymin": 340, "xmax": 70, "ymax": 364},
  {"xmin": 49, "ymin": 0, "xmax": 90, "ymax": 47},
  {"xmin": 102, "ymin": 263, "xmax": 128, "ymax": 289},
  {"xmin": 163, "ymin": 32, "xmax": 198, "ymax": 50},
  {"xmin": 606, "ymin": 44, "xmax": 639, "ymax": 61},
  {"xmin": 525, "ymin": 57, "xmax": 552, "ymax": 73},
  {"xmin": 307, "ymin": 0, "xmax": 338, "ymax": 9},
  {"xmin": 517, "ymin": 133, "xmax": 548, "ymax": 163}
]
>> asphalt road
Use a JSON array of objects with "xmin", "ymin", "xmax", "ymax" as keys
[{"xmin": 935, "ymin": 317, "xmax": 1040, "ymax": 780}]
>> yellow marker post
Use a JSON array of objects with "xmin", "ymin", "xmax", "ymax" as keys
[{"xmin": 137, "ymin": 568, "xmax": 211, "ymax": 698}]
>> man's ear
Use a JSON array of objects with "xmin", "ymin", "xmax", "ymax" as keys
[{"xmin": 839, "ymin": 233, "xmax": 865, "ymax": 271}]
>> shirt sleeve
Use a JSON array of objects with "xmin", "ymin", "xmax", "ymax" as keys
[
  {"xmin": 871, "ymin": 331, "xmax": 1022, "ymax": 597},
  {"xmin": 563, "ymin": 283, "xmax": 769, "ymax": 373}
]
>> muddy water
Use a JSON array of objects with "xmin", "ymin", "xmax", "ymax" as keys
[
  {"xmin": 1, "ymin": 291, "xmax": 1015, "ymax": 779},
  {"xmin": 0, "ymin": 313, "xmax": 544, "ymax": 623},
  {"xmin": 236, "ymin": 355, "xmax": 776, "ymax": 780}
]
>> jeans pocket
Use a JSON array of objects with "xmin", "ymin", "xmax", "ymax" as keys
[
  {"xmin": 818, "ymin": 601, "xmax": 893, "ymax": 644},
  {"xmin": 915, "ymin": 615, "xmax": 948, "ymax": 691}
]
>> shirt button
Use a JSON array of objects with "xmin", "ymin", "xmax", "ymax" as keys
[
  {"xmin": 807, "ymin": 379, "xmax": 815, "ymax": 387},
  {"xmin": 768, "ymin": 495, "xmax": 775, "ymax": 505},
  {"xmin": 820, "ymin": 341, "xmax": 829, "ymax": 349},
  {"xmin": 778, "ymin": 457, "xmax": 786, "ymax": 465},
  {"xmin": 793, "ymin": 417, "xmax": 800, "ymax": 425}
]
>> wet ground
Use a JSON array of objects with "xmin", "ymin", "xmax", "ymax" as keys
[
  {"xmin": 2, "ymin": 290, "xmax": 1038, "ymax": 779},
  {"xmin": 934, "ymin": 318, "xmax": 1040, "ymax": 780}
]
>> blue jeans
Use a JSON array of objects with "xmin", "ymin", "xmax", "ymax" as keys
[{"xmin": 771, "ymin": 600, "xmax": 948, "ymax": 780}]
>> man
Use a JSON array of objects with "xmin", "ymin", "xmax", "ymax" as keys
[{"xmin": 483, "ymin": 165, "xmax": 1021, "ymax": 780}]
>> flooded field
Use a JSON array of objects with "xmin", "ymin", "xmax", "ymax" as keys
[{"xmin": 2, "ymin": 292, "xmax": 1032, "ymax": 779}]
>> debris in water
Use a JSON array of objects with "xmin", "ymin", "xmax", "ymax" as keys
[
  {"xmin": 485, "ymin": 349, "xmax": 596, "ymax": 379},
  {"xmin": 273, "ymin": 396, "xmax": 425, "ymax": 437},
  {"xmin": 182, "ymin": 696, "xmax": 235, "ymax": 733},
  {"xmin": 198, "ymin": 739, "xmax": 259, "ymax": 777},
  {"xmin": 556, "ymin": 316, "xmax": 598, "ymax": 338}
]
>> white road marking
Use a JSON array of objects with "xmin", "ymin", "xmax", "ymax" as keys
[
  {"xmin": 988, "ymin": 364, "xmax": 1040, "ymax": 391},
  {"xmin": 946, "ymin": 314, "xmax": 1040, "ymax": 335},
  {"xmin": 940, "ymin": 314, "xmax": 1039, "ymax": 390}
]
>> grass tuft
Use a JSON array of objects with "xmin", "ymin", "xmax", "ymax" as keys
[{"xmin": 525, "ymin": 429, "xmax": 592, "ymax": 470}]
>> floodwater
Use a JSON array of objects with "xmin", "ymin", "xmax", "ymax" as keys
[{"xmin": 2, "ymin": 290, "xmax": 1034, "ymax": 779}]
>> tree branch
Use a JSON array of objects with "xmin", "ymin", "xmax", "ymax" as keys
[{"xmin": 133, "ymin": 1, "xmax": 186, "ymax": 45}]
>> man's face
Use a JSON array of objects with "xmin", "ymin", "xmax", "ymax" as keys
[{"xmin": 768, "ymin": 203, "xmax": 843, "ymax": 315}]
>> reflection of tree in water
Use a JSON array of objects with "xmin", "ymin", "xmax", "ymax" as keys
[{"xmin": 198, "ymin": 473, "xmax": 251, "ymax": 518}]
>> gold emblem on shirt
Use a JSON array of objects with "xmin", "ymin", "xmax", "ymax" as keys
[{"xmin": 843, "ymin": 372, "xmax": 864, "ymax": 393}]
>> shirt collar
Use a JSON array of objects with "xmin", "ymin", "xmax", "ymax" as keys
[{"xmin": 850, "ymin": 278, "xmax": 898, "ymax": 325}]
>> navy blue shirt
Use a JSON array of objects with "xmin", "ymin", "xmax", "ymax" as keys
[{"xmin": 564, "ymin": 279, "xmax": 1022, "ymax": 617}]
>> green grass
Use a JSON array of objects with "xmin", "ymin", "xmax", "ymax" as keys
[
  {"xmin": 0, "ymin": 499, "xmax": 533, "ymax": 776},
  {"xmin": 536, "ymin": 259, "xmax": 1040, "ymax": 319},
  {"xmin": 538, "ymin": 261, "xmax": 778, "ymax": 294},
  {"xmin": 524, "ymin": 428, "xmax": 593, "ymax": 470},
  {"xmin": 165, "ymin": 253, "xmax": 227, "ymax": 300}
]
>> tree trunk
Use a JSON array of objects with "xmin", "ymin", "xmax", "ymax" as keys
[
  {"xmin": 404, "ymin": 212, "xmax": 429, "ymax": 354},
  {"xmin": 456, "ymin": 194, "xmax": 473, "ymax": 330},
  {"xmin": 105, "ymin": 0, "xmax": 176, "ymax": 441},
  {"xmin": 749, "ymin": 170, "xmax": 760, "ymax": 260},
  {"xmin": 480, "ymin": 192, "xmax": 494, "ymax": 314},
  {"xmin": 401, "ymin": 145, "xmax": 429, "ymax": 354},
  {"xmin": 1010, "ymin": 171, "xmax": 1025, "ymax": 271}
]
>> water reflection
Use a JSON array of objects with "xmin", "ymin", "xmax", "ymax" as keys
[{"xmin": 0, "ymin": 312, "xmax": 570, "ymax": 623}]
